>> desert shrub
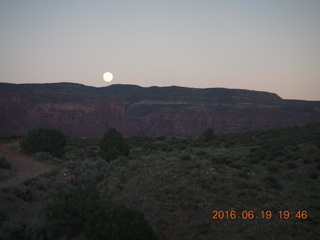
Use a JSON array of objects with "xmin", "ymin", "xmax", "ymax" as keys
[
  {"xmin": 247, "ymin": 155, "xmax": 260, "ymax": 164},
  {"xmin": 1, "ymin": 187, "xmax": 9, "ymax": 193},
  {"xmin": 197, "ymin": 222, "xmax": 210, "ymax": 235},
  {"xmin": 185, "ymin": 161, "xmax": 202, "ymax": 170},
  {"xmin": 13, "ymin": 186, "xmax": 34, "ymax": 201},
  {"xmin": 0, "ymin": 218, "xmax": 26, "ymax": 240},
  {"xmin": 291, "ymin": 152, "xmax": 300, "ymax": 160},
  {"xmin": 211, "ymin": 155, "xmax": 231, "ymax": 165},
  {"xmin": 85, "ymin": 202, "xmax": 155, "ymax": 240},
  {"xmin": 20, "ymin": 127, "xmax": 67, "ymax": 158},
  {"xmin": 230, "ymin": 162, "xmax": 242, "ymax": 169},
  {"xmin": 76, "ymin": 168, "xmax": 103, "ymax": 184},
  {"xmin": 286, "ymin": 161, "xmax": 297, "ymax": 169},
  {"xmin": 47, "ymin": 185, "xmax": 100, "ymax": 238},
  {"xmin": 180, "ymin": 155, "xmax": 191, "ymax": 161},
  {"xmin": 202, "ymin": 127, "xmax": 214, "ymax": 142},
  {"xmin": 25, "ymin": 216, "xmax": 55, "ymax": 240},
  {"xmin": 309, "ymin": 172, "xmax": 318, "ymax": 179},
  {"xmin": 267, "ymin": 163, "xmax": 280, "ymax": 173},
  {"xmin": 99, "ymin": 128, "xmax": 129, "ymax": 161},
  {"xmin": 302, "ymin": 157, "xmax": 312, "ymax": 164},
  {"xmin": 196, "ymin": 150, "xmax": 207, "ymax": 156},
  {"xmin": 40, "ymin": 168, "xmax": 60, "ymax": 179},
  {"xmin": 45, "ymin": 185, "xmax": 155, "ymax": 240},
  {"xmin": 237, "ymin": 169, "xmax": 250, "ymax": 179},
  {"xmin": 105, "ymin": 147, "xmax": 121, "ymax": 160},
  {"xmin": 314, "ymin": 157, "xmax": 320, "ymax": 164},
  {"xmin": 0, "ymin": 209, "xmax": 8, "ymax": 225},
  {"xmin": 164, "ymin": 145, "xmax": 173, "ymax": 152},
  {"xmin": 35, "ymin": 182, "xmax": 47, "ymax": 191},
  {"xmin": 64, "ymin": 159, "xmax": 78, "ymax": 170},
  {"xmin": 23, "ymin": 177, "xmax": 38, "ymax": 186},
  {"xmin": 234, "ymin": 179, "xmax": 250, "ymax": 189},
  {"xmin": 264, "ymin": 176, "xmax": 283, "ymax": 191},
  {"xmin": 34, "ymin": 152, "xmax": 52, "ymax": 161},
  {"xmin": 270, "ymin": 147, "xmax": 281, "ymax": 157},
  {"xmin": 72, "ymin": 159, "xmax": 109, "ymax": 184},
  {"xmin": 0, "ymin": 156, "xmax": 11, "ymax": 169},
  {"xmin": 109, "ymin": 156, "xmax": 128, "ymax": 169},
  {"xmin": 246, "ymin": 148, "xmax": 266, "ymax": 164},
  {"xmin": 51, "ymin": 180, "xmax": 69, "ymax": 191},
  {"xmin": 283, "ymin": 172, "xmax": 294, "ymax": 180}
]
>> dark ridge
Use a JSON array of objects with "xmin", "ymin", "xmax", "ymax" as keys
[
  {"xmin": 1, "ymin": 82, "xmax": 320, "ymax": 137},
  {"xmin": 0, "ymin": 82, "xmax": 284, "ymax": 104}
]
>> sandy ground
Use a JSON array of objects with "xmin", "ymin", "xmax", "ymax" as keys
[{"xmin": 0, "ymin": 141, "xmax": 52, "ymax": 188}]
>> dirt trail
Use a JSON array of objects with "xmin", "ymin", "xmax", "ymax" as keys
[{"xmin": 0, "ymin": 141, "xmax": 52, "ymax": 188}]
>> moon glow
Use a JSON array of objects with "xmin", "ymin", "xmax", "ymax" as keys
[{"xmin": 103, "ymin": 72, "xmax": 113, "ymax": 82}]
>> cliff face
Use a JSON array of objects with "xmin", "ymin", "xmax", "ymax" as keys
[
  {"xmin": 28, "ymin": 99, "xmax": 127, "ymax": 137},
  {"xmin": 1, "ymin": 82, "xmax": 320, "ymax": 137}
]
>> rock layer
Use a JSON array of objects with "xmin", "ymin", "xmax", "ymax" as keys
[{"xmin": 1, "ymin": 82, "xmax": 319, "ymax": 137}]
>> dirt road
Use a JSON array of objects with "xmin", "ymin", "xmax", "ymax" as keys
[{"xmin": 0, "ymin": 141, "xmax": 52, "ymax": 188}]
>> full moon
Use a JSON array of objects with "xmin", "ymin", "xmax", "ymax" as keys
[{"xmin": 103, "ymin": 72, "xmax": 113, "ymax": 82}]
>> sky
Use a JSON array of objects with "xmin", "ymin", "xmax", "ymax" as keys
[{"xmin": 0, "ymin": 0, "xmax": 319, "ymax": 100}]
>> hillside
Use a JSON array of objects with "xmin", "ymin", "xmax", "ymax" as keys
[
  {"xmin": 1, "ymin": 82, "xmax": 320, "ymax": 137},
  {"xmin": 0, "ymin": 123, "xmax": 319, "ymax": 239}
]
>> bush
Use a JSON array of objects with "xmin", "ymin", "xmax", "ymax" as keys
[
  {"xmin": 45, "ymin": 185, "xmax": 155, "ymax": 240},
  {"xmin": 180, "ymin": 155, "xmax": 191, "ymax": 161},
  {"xmin": 0, "ymin": 218, "xmax": 26, "ymax": 240},
  {"xmin": 286, "ymin": 161, "xmax": 297, "ymax": 169},
  {"xmin": 202, "ymin": 127, "xmax": 214, "ymax": 142},
  {"xmin": 99, "ymin": 128, "xmax": 129, "ymax": 161},
  {"xmin": 20, "ymin": 127, "xmax": 67, "ymax": 158},
  {"xmin": 25, "ymin": 216, "xmax": 55, "ymax": 240},
  {"xmin": 48, "ymin": 185, "xmax": 100, "ymax": 238},
  {"xmin": 302, "ymin": 157, "xmax": 312, "ymax": 164},
  {"xmin": 264, "ymin": 176, "xmax": 283, "ymax": 191},
  {"xmin": 267, "ymin": 164, "xmax": 280, "ymax": 173},
  {"xmin": 0, "ymin": 209, "xmax": 8, "ymax": 225},
  {"xmin": 0, "ymin": 156, "xmax": 11, "ymax": 169},
  {"xmin": 34, "ymin": 152, "xmax": 52, "ymax": 161},
  {"xmin": 13, "ymin": 186, "xmax": 34, "ymax": 201},
  {"xmin": 309, "ymin": 172, "xmax": 318, "ymax": 179},
  {"xmin": 85, "ymin": 202, "xmax": 155, "ymax": 240},
  {"xmin": 72, "ymin": 159, "xmax": 109, "ymax": 184}
]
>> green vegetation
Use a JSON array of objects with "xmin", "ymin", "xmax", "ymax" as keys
[
  {"xmin": 13, "ymin": 186, "xmax": 34, "ymax": 201},
  {"xmin": 85, "ymin": 200, "xmax": 155, "ymax": 240},
  {"xmin": 20, "ymin": 127, "xmax": 67, "ymax": 158},
  {"xmin": 0, "ymin": 123, "xmax": 320, "ymax": 240},
  {"xmin": 202, "ymin": 127, "xmax": 214, "ymax": 142},
  {"xmin": 99, "ymin": 128, "xmax": 129, "ymax": 161},
  {"xmin": 47, "ymin": 185, "xmax": 100, "ymax": 238},
  {"xmin": 25, "ymin": 184, "xmax": 155, "ymax": 240},
  {"xmin": 0, "ymin": 156, "xmax": 11, "ymax": 169},
  {"xmin": 0, "ymin": 209, "xmax": 8, "ymax": 225},
  {"xmin": 34, "ymin": 152, "xmax": 52, "ymax": 161}
]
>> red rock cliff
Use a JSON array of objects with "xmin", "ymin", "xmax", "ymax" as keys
[{"xmin": 1, "ymin": 83, "xmax": 319, "ymax": 137}]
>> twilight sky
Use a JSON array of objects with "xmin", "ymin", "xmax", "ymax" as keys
[{"xmin": 1, "ymin": 0, "xmax": 319, "ymax": 100}]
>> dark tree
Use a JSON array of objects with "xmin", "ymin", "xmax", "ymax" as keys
[
  {"xmin": 0, "ymin": 156, "xmax": 11, "ymax": 169},
  {"xmin": 45, "ymin": 185, "xmax": 155, "ymax": 240},
  {"xmin": 202, "ymin": 127, "xmax": 214, "ymax": 142},
  {"xmin": 86, "ymin": 202, "xmax": 155, "ymax": 240},
  {"xmin": 48, "ymin": 185, "xmax": 100, "ymax": 238},
  {"xmin": 99, "ymin": 128, "xmax": 129, "ymax": 161},
  {"xmin": 20, "ymin": 127, "xmax": 67, "ymax": 158}
]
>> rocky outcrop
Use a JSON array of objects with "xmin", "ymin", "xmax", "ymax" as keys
[{"xmin": 0, "ymin": 82, "xmax": 319, "ymax": 137}]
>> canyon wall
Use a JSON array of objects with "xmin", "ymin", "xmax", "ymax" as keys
[{"xmin": 1, "ymin": 82, "xmax": 320, "ymax": 137}]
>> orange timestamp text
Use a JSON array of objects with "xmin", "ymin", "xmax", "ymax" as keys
[{"xmin": 212, "ymin": 210, "xmax": 308, "ymax": 220}]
